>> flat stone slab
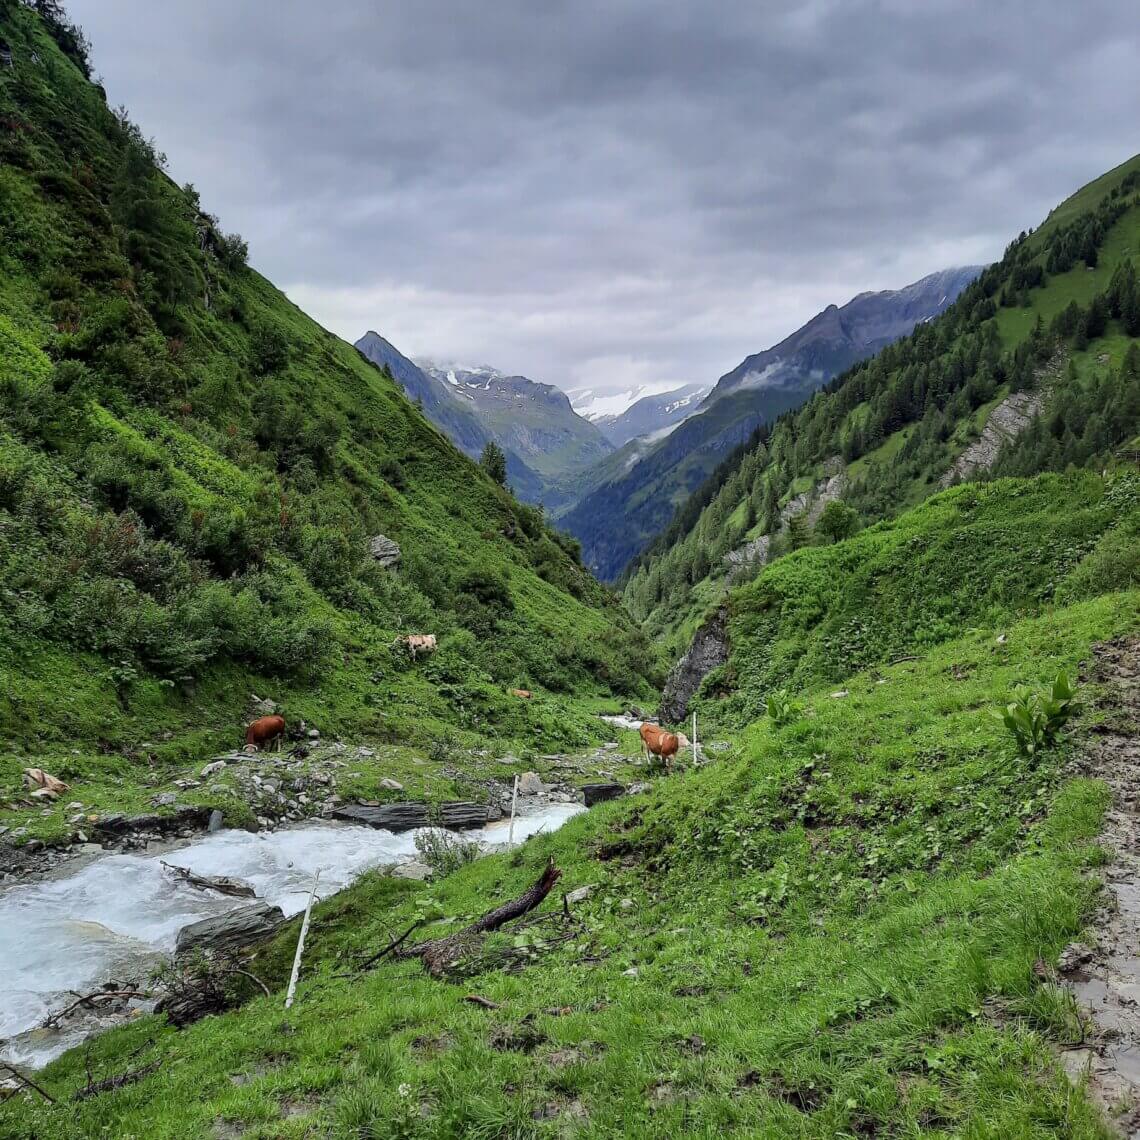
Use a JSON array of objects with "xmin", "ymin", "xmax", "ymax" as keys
[
  {"xmin": 328, "ymin": 801, "xmax": 488, "ymax": 832},
  {"xmin": 176, "ymin": 901, "xmax": 287, "ymax": 955},
  {"xmin": 92, "ymin": 805, "xmax": 211, "ymax": 837}
]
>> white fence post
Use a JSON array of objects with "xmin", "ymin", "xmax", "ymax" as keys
[
  {"xmin": 285, "ymin": 870, "xmax": 320, "ymax": 1010},
  {"xmin": 507, "ymin": 774, "xmax": 520, "ymax": 848}
]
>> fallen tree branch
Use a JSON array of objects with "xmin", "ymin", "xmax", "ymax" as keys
[
  {"xmin": 462, "ymin": 994, "xmax": 502, "ymax": 1010},
  {"xmin": 73, "ymin": 1060, "xmax": 161, "ymax": 1102},
  {"xmin": 161, "ymin": 861, "xmax": 255, "ymax": 898},
  {"xmin": 357, "ymin": 919, "xmax": 425, "ymax": 972},
  {"xmin": 230, "ymin": 968, "xmax": 270, "ymax": 998},
  {"xmin": 396, "ymin": 857, "xmax": 563, "ymax": 977},
  {"xmin": 0, "ymin": 1062, "xmax": 56, "ymax": 1103},
  {"xmin": 40, "ymin": 990, "xmax": 151, "ymax": 1030}
]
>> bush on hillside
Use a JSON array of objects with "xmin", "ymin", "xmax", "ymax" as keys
[{"xmin": 995, "ymin": 673, "xmax": 1079, "ymax": 756}]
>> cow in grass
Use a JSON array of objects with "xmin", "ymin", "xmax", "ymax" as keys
[
  {"xmin": 638, "ymin": 723, "xmax": 689, "ymax": 772},
  {"xmin": 397, "ymin": 634, "xmax": 438, "ymax": 660},
  {"xmin": 245, "ymin": 715, "xmax": 286, "ymax": 751}
]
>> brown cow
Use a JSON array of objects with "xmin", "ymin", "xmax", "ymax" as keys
[
  {"xmin": 639, "ymin": 723, "xmax": 688, "ymax": 771},
  {"xmin": 245, "ymin": 715, "xmax": 286, "ymax": 751}
]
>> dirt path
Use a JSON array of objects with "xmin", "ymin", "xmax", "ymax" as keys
[{"xmin": 1061, "ymin": 637, "xmax": 1140, "ymax": 1134}]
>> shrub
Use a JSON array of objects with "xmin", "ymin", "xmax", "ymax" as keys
[
  {"xmin": 766, "ymin": 688, "xmax": 801, "ymax": 726},
  {"xmin": 414, "ymin": 828, "xmax": 480, "ymax": 878},
  {"xmin": 379, "ymin": 456, "xmax": 407, "ymax": 492},
  {"xmin": 995, "ymin": 672, "xmax": 1078, "ymax": 755}
]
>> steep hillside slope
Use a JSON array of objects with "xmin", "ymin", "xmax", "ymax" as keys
[
  {"xmin": 9, "ymin": 467, "xmax": 1138, "ymax": 1136},
  {"xmin": 627, "ymin": 154, "xmax": 1140, "ymax": 655},
  {"xmin": 563, "ymin": 268, "xmax": 981, "ymax": 582},
  {"xmin": 0, "ymin": 1, "xmax": 654, "ymax": 836},
  {"xmin": 419, "ymin": 362, "xmax": 613, "ymax": 488},
  {"xmin": 591, "ymin": 382, "xmax": 710, "ymax": 446}
]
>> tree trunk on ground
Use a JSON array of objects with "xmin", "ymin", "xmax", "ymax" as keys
[{"xmin": 393, "ymin": 858, "xmax": 563, "ymax": 978}]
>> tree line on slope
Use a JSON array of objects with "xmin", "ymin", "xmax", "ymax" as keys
[
  {"xmin": 0, "ymin": 1, "xmax": 653, "ymax": 730},
  {"xmin": 624, "ymin": 167, "xmax": 1140, "ymax": 641}
]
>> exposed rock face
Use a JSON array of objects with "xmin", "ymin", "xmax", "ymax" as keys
[
  {"xmin": 939, "ymin": 390, "xmax": 1046, "ymax": 486},
  {"xmin": 723, "ymin": 535, "xmax": 770, "ymax": 568},
  {"xmin": 940, "ymin": 357, "xmax": 1062, "ymax": 488},
  {"xmin": 660, "ymin": 606, "xmax": 729, "ymax": 723},
  {"xmin": 802, "ymin": 470, "xmax": 847, "ymax": 527},
  {"xmin": 581, "ymin": 782, "xmax": 625, "ymax": 807},
  {"xmin": 722, "ymin": 462, "xmax": 846, "ymax": 571},
  {"xmin": 367, "ymin": 534, "xmax": 401, "ymax": 569},
  {"xmin": 329, "ymin": 801, "xmax": 488, "ymax": 831},
  {"xmin": 175, "ymin": 901, "xmax": 286, "ymax": 955}
]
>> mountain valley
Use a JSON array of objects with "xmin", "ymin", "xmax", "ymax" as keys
[{"xmin": 1, "ymin": 5, "xmax": 1139, "ymax": 1138}]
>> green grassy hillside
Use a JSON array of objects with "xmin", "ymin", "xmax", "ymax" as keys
[
  {"xmin": 5, "ymin": 470, "xmax": 1137, "ymax": 1136},
  {"xmin": 626, "ymin": 154, "xmax": 1140, "ymax": 655},
  {"xmin": 0, "ymin": 0, "xmax": 655, "ymax": 835}
]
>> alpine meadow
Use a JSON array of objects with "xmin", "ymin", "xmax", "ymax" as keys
[{"xmin": 1, "ymin": 3, "xmax": 1139, "ymax": 1139}]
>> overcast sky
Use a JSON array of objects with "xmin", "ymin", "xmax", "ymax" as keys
[{"xmin": 68, "ymin": 0, "xmax": 1139, "ymax": 405}]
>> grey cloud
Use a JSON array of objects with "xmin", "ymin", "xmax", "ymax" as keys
[{"xmin": 67, "ymin": 0, "xmax": 1140, "ymax": 393}]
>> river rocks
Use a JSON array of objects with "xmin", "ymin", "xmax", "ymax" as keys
[
  {"xmin": 92, "ymin": 805, "xmax": 212, "ymax": 849},
  {"xmin": 582, "ymin": 782, "xmax": 625, "ymax": 808},
  {"xmin": 152, "ymin": 792, "xmax": 177, "ymax": 807},
  {"xmin": 660, "ymin": 605, "xmax": 729, "ymax": 723},
  {"xmin": 175, "ymin": 901, "xmax": 287, "ymax": 955},
  {"xmin": 329, "ymin": 801, "xmax": 489, "ymax": 832},
  {"xmin": 367, "ymin": 534, "xmax": 401, "ymax": 569},
  {"xmin": 207, "ymin": 809, "xmax": 224, "ymax": 833}
]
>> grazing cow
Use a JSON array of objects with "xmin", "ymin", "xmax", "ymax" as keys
[
  {"xmin": 639, "ymin": 723, "xmax": 687, "ymax": 771},
  {"xmin": 245, "ymin": 715, "xmax": 286, "ymax": 751},
  {"xmin": 510, "ymin": 688, "xmax": 533, "ymax": 699},
  {"xmin": 399, "ymin": 634, "xmax": 438, "ymax": 660}
]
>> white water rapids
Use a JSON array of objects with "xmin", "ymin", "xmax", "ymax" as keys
[{"xmin": 0, "ymin": 803, "xmax": 584, "ymax": 1069}]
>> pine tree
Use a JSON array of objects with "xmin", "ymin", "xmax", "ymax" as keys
[{"xmin": 479, "ymin": 441, "xmax": 507, "ymax": 486}]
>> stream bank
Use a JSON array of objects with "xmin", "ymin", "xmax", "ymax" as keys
[{"xmin": 0, "ymin": 800, "xmax": 586, "ymax": 1072}]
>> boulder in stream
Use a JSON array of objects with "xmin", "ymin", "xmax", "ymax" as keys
[
  {"xmin": 175, "ymin": 901, "xmax": 287, "ymax": 955},
  {"xmin": 93, "ymin": 805, "xmax": 211, "ymax": 839}
]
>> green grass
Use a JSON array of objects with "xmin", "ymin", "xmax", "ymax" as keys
[
  {"xmin": 717, "ymin": 472, "xmax": 1139, "ymax": 722},
  {"xmin": 4, "ymin": 588, "xmax": 1133, "ymax": 1138},
  {"xmin": 995, "ymin": 200, "xmax": 1140, "ymax": 347}
]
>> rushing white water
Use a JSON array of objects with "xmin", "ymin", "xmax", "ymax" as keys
[
  {"xmin": 599, "ymin": 714, "xmax": 643, "ymax": 731},
  {"xmin": 0, "ymin": 802, "xmax": 584, "ymax": 1069}
]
